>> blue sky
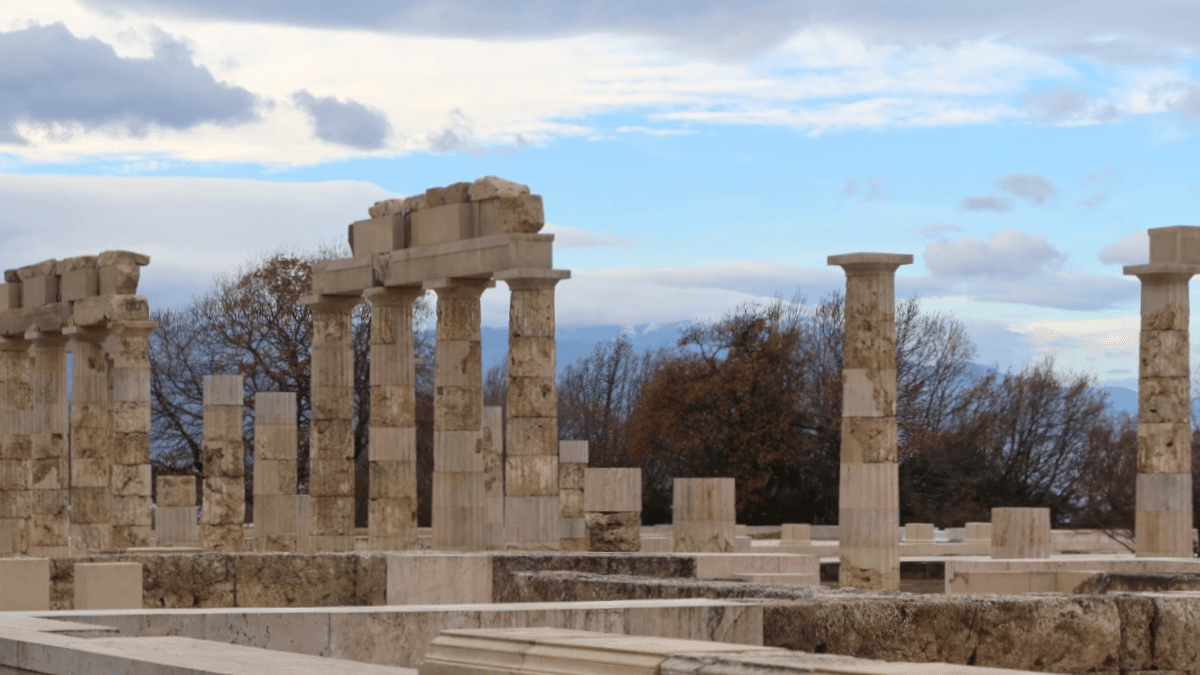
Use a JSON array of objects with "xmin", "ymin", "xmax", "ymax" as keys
[{"xmin": 4, "ymin": 1, "xmax": 1200, "ymax": 390}]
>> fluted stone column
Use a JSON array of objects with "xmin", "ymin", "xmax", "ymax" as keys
[
  {"xmin": 364, "ymin": 287, "xmax": 421, "ymax": 551},
  {"xmin": 200, "ymin": 374, "xmax": 244, "ymax": 552},
  {"xmin": 303, "ymin": 295, "xmax": 360, "ymax": 553},
  {"xmin": 254, "ymin": 392, "xmax": 298, "ymax": 552},
  {"xmin": 65, "ymin": 327, "xmax": 112, "ymax": 553},
  {"xmin": 829, "ymin": 252, "xmax": 912, "ymax": 591},
  {"xmin": 26, "ymin": 331, "xmax": 69, "ymax": 558},
  {"xmin": 1126, "ymin": 256, "xmax": 1200, "ymax": 558},
  {"xmin": 0, "ymin": 338, "xmax": 31, "ymax": 555},
  {"xmin": 106, "ymin": 321, "xmax": 157, "ymax": 549},
  {"xmin": 499, "ymin": 269, "xmax": 569, "ymax": 550},
  {"xmin": 429, "ymin": 278, "xmax": 490, "ymax": 551}
]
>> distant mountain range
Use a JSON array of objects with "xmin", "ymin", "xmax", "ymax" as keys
[{"xmin": 479, "ymin": 323, "xmax": 1141, "ymax": 418}]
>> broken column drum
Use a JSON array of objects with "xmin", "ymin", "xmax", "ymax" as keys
[
  {"xmin": 829, "ymin": 252, "xmax": 912, "ymax": 592},
  {"xmin": 200, "ymin": 374, "xmax": 244, "ymax": 553}
]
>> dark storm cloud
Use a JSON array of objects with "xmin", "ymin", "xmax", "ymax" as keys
[
  {"xmin": 74, "ymin": 0, "xmax": 1200, "ymax": 62},
  {"xmin": 0, "ymin": 23, "xmax": 257, "ymax": 143},
  {"xmin": 291, "ymin": 90, "xmax": 391, "ymax": 149}
]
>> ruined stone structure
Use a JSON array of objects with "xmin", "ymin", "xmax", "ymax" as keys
[
  {"xmin": 829, "ymin": 252, "xmax": 912, "ymax": 591},
  {"xmin": 306, "ymin": 176, "xmax": 568, "ymax": 551},
  {"xmin": 1125, "ymin": 226, "xmax": 1200, "ymax": 558},
  {"xmin": 584, "ymin": 467, "xmax": 641, "ymax": 552},
  {"xmin": 558, "ymin": 440, "xmax": 588, "ymax": 551},
  {"xmin": 254, "ymin": 392, "xmax": 299, "ymax": 552},
  {"xmin": 0, "ymin": 252, "xmax": 154, "ymax": 556},
  {"xmin": 200, "ymin": 375, "xmax": 244, "ymax": 553},
  {"xmin": 154, "ymin": 475, "xmax": 197, "ymax": 546},
  {"xmin": 672, "ymin": 478, "xmax": 735, "ymax": 553}
]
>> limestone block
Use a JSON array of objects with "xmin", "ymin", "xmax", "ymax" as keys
[
  {"xmin": 992, "ymin": 507, "xmax": 1052, "ymax": 559},
  {"xmin": 156, "ymin": 505, "xmax": 198, "ymax": 545},
  {"xmin": 559, "ymin": 440, "xmax": 588, "ymax": 465},
  {"xmin": 560, "ymin": 488, "xmax": 584, "ymax": 518},
  {"xmin": 433, "ymin": 386, "xmax": 483, "ymax": 431},
  {"xmin": 386, "ymin": 552, "xmax": 493, "ymax": 604},
  {"xmin": 584, "ymin": 468, "xmax": 642, "ymax": 513},
  {"xmin": 75, "ymin": 561, "xmax": 142, "ymax": 610},
  {"xmin": 310, "ymin": 459, "xmax": 353, "ymax": 496},
  {"xmin": 505, "ymin": 454, "xmax": 558, "ymax": 497},
  {"xmin": 586, "ymin": 511, "xmax": 641, "ymax": 552},
  {"xmin": 1136, "ymin": 472, "xmax": 1193, "ymax": 557},
  {"xmin": 781, "ymin": 524, "xmax": 811, "ymax": 543},
  {"xmin": 0, "ymin": 558, "xmax": 49, "ymax": 610},
  {"xmin": 506, "ymin": 377, "xmax": 557, "ymax": 418},
  {"xmin": 0, "ymin": 282, "xmax": 20, "ymax": 310},
  {"xmin": 732, "ymin": 572, "xmax": 818, "ymax": 587},
  {"xmin": 1139, "ymin": 376, "xmax": 1190, "ymax": 424},
  {"xmin": 965, "ymin": 522, "xmax": 993, "ymax": 542},
  {"xmin": 370, "ymin": 385, "xmax": 417, "ymax": 428},
  {"xmin": 425, "ymin": 181, "xmax": 472, "ymax": 207},
  {"xmin": 111, "ymin": 431, "xmax": 151, "ymax": 465},
  {"xmin": 1140, "ymin": 329, "xmax": 1189, "ymax": 378},
  {"xmin": 673, "ymin": 478, "xmax": 735, "ymax": 522},
  {"xmin": 640, "ymin": 534, "xmax": 673, "ymax": 552},
  {"xmin": 310, "ymin": 418, "xmax": 355, "ymax": 460},
  {"xmin": 734, "ymin": 535, "xmax": 752, "ymax": 552},
  {"xmin": 203, "ymin": 439, "xmax": 244, "ymax": 477},
  {"xmin": 20, "ymin": 276, "xmax": 57, "ymax": 307},
  {"xmin": 379, "ymin": 234, "xmax": 554, "ymax": 287},
  {"xmin": 508, "ymin": 336, "xmax": 556, "ymax": 378},
  {"xmin": 905, "ymin": 523, "xmax": 936, "ymax": 543},
  {"xmin": 1149, "ymin": 225, "xmax": 1200, "ymax": 264},
  {"xmin": 674, "ymin": 521, "xmax": 736, "ymax": 553},
  {"xmin": 841, "ymin": 369, "xmax": 897, "ymax": 418},
  {"xmin": 368, "ymin": 197, "xmax": 407, "ymax": 218},
  {"xmin": 203, "ymin": 375, "xmax": 244, "ymax": 406},
  {"xmin": 434, "ymin": 430, "xmax": 484, "ymax": 473},
  {"xmin": 111, "ymin": 463, "xmax": 151, "ymax": 497},
  {"xmin": 507, "ymin": 417, "xmax": 558, "ymax": 456},
  {"xmin": 842, "ymin": 318, "xmax": 897, "ymax": 370},
  {"xmin": 504, "ymin": 495, "xmax": 560, "ymax": 549},
  {"xmin": 370, "ymin": 426, "xmax": 416, "ymax": 463},
  {"xmin": 693, "ymin": 552, "xmax": 819, "ymax": 579},
  {"xmin": 468, "ymin": 175, "xmax": 530, "ymax": 201},
  {"xmin": 840, "ymin": 416, "xmax": 898, "ymax": 463},
  {"xmin": 202, "ymin": 476, "xmax": 244, "ymax": 526},
  {"xmin": 310, "ymin": 259, "xmax": 377, "ymax": 296},
  {"xmin": 558, "ymin": 462, "xmax": 585, "ymax": 491},
  {"xmin": 477, "ymin": 194, "xmax": 545, "ymax": 236},
  {"xmin": 70, "ymin": 486, "xmax": 110, "ymax": 523},
  {"xmin": 157, "ymin": 475, "xmax": 196, "ymax": 508},
  {"xmin": 349, "ymin": 214, "xmax": 406, "ymax": 257},
  {"xmin": 560, "ymin": 516, "xmax": 586, "ymax": 540},
  {"xmin": 254, "ymin": 459, "xmax": 297, "ymax": 495},
  {"xmin": 97, "ymin": 250, "xmax": 151, "ymax": 267},
  {"xmin": 112, "ymin": 401, "xmax": 151, "ymax": 433},
  {"xmin": 1137, "ymin": 422, "xmax": 1192, "ymax": 473},
  {"xmin": 59, "ymin": 268, "xmax": 98, "ymax": 301},
  {"xmin": 368, "ymin": 460, "xmax": 415, "ymax": 500},
  {"xmin": 507, "ymin": 288, "xmax": 556, "ymax": 337},
  {"xmin": 411, "ymin": 202, "xmax": 475, "ymax": 247},
  {"xmin": 72, "ymin": 294, "xmax": 149, "ymax": 325}
]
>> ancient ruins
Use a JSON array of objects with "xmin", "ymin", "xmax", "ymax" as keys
[{"xmin": 0, "ymin": 185, "xmax": 1199, "ymax": 674}]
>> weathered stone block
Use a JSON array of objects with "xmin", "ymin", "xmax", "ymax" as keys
[
  {"xmin": 507, "ymin": 376, "xmax": 557, "ymax": 418},
  {"xmin": 0, "ymin": 282, "xmax": 20, "ymax": 310},
  {"xmin": 59, "ymin": 268, "xmax": 98, "ymax": 301},
  {"xmin": 558, "ymin": 462, "xmax": 585, "ymax": 490},
  {"xmin": 506, "ymin": 454, "xmax": 558, "ymax": 497},
  {"xmin": 1138, "ymin": 422, "xmax": 1192, "ymax": 473},
  {"xmin": 507, "ymin": 417, "xmax": 557, "ymax": 456},
  {"xmin": 584, "ymin": 468, "xmax": 642, "ymax": 513},
  {"xmin": 840, "ymin": 416, "xmax": 898, "ymax": 463},
  {"xmin": 411, "ymin": 202, "xmax": 475, "ymax": 247},
  {"xmin": 992, "ymin": 507, "xmax": 1051, "ymax": 559},
  {"xmin": 1138, "ymin": 376, "xmax": 1190, "ymax": 424},
  {"xmin": 349, "ymin": 214, "xmax": 406, "ymax": 256},
  {"xmin": 21, "ymin": 276, "xmax": 57, "ymax": 307},
  {"xmin": 477, "ymin": 194, "xmax": 545, "ymax": 236},
  {"xmin": 586, "ymin": 511, "xmax": 641, "ymax": 552},
  {"xmin": 468, "ymin": 175, "xmax": 530, "ymax": 201}
]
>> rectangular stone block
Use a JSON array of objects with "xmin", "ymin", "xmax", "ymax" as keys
[
  {"xmin": 386, "ymin": 552, "xmax": 492, "ymax": 605},
  {"xmin": 507, "ymin": 377, "xmax": 557, "ymax": 418},
  {"xmin": 505, "ymin": 454, "xmax": 558, "ymax": 497},
  {"xmin": 381, "ymin": 234, "xmax": 554, "ymax": 287},
  {"xmin": 255, "ymin": 493, "xmax": 298, "ymax": 542},
  {"xmin": 111, "ymin": 463, "xmax": 151, "ymax": 497},
  {"xmin": 203, "ymin": 374, "xmax": 244, "ymax": 406},
  {"xmin": 781, "ymin": 523, "xmax": 811, "ymax": 542},
  {"xmin": 904, "ymin": 522, "xmax": 935, "ymax": 543},
  {"xmin": 21, "ymin": 275, "xmax": 57, "ymax": 307},
  {"xmin": 369, "ymin": 459, "xmax": 415, "ymax": 500},
  {"xmin": 841, "ymin": 369, "xmax": 897, "ymax": 417},
  {"xmin": 155, "ymin": 505, "xmax": 198, "ymax": 545},
  {"xmin": 673, "ymin": 520, "xmax": 736, "ymax": 553},
  {"xmin": 992, "ymin": 507, "xmax": 1052, "ymax": 559},
  {"xmin": 965, "ymin": 522, "xmax": 992, "ymax": 542},
  {"xmin": 1149, "ymin": 225, "xmax": 1200, "ymax": 264},
  {"xmin": 157, "ymin": 475, "xmax": 196, "ymax": 507},
  {"xmin": 640, "ymin": 534, "xmax": 674, "ymax": 552},
  {"xmin": 1137, "ymin": 422, "xmax": 1192, "ymax": 474},
  {"xmin": 75, "ymin": 561, "xmax": 142, "ymax": 609},
  {"xmin": 841, "ymin": 416, "xmax": 898, "ymax": 463},
  {"xmin": 434, "ymin": 430, "xmax": 484, "ymax": 473},
  {"xmin": 98, "ymin": 263, "xmax": 140, "ymax": 295},
  {"xmin": 349, "ymin": 214, "xmax": 406, "ymax": 256},
  {"xmin": 476, "ymin": 194, "xmax": 545, "ymax": 236},
  {"xmin": 59, "ymin": 268, "xmax": 98, "ymax": 301},
  {"xmin": 559, "ymin": 462, "xmax": 585, "ymax": 491},
  {"xmin": 584, "ymin": 467, "xmax": 642, "ymax": 513},
  {"xmin": 0, "ymin": 558, "xmax": 48, "ymax": 610},
  {"xmin": 254, "ymin": 459, "xmax": 297, "ymax": 495},
  {"xmin": 0, "ymin": 282, "xmax": 19, "ymax": 310},
  {"xmin": 506, "ymin": 417, "xmax": 557, "ymax": 456},
  {"xmin": 673, "ymin": 478, "xmax": 735, "ymax": 522},
  {"xmin": 410, "ymin": 202, "xmax": 475, "ymax": 247},
  {"xmin": 504, "ymin": 495, "xmax": 560, "ymax": 548},
  {"xmin": 559, "ymin": 440, "xmax": 588, "ymax": 465},
  {"xmin": 560, "ymin": 488, "xmax": 584, "ymax": 518},
  {"xmin": 369, "ymin": 426, "xmax": 416, "ymax": 463}
]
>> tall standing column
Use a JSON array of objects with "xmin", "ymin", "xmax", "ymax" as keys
[
  {"xmin": 106, "ymin": 321, "xmax": 157, "ymax": 550},
  {"xmin": 829, "ymin": 252, "xmax": 912, "ymax": 591},
  {"xmin": 429, "ymin": 278, "xmax": 490, "ymax": 551},
  {"xmin": 498, "ymin": 270, "xmax": 569, "ymax": 550},
  {"xmin": 65, "ymin": 327, "xmax": 112, "ymax": 553},
  {"xmin": 0, "ymin": 337, "xmax": 32, "ymax": 555},
  {"xmin": 1125, "ymin": 260, "xmax": 1198, "ymax": 557},
  {"xmin": 200, "ymin": 374, "xmax": 245, "ymax": 552},
  {"xmin": 364, "ymin": 287, "xmax": 422, "ymax": 551},
  {"xmin": 26, "ymin": 331, "xmax": 69, "ymax": 558},
  {"xmin": 303, "ymin": 295, "xmax": 360, "ymax": 553}
]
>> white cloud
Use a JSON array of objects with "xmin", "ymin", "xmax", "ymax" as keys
[
  {"xmin": 996, "ymin": 173, "xmax": 1057, "ymax": 204},
  {"xmin": 543, "ymin": 224, "xmax": 636, "ymax": 248},
  {"xmin": 1099, "ymin": 230, "xmax": 1149, "ymax": 265},
  {"xmin": 923, "ymin": 229, "xmax": 1061, "ymax": 279}
]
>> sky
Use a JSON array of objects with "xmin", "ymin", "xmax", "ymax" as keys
[{"xmin": 4, "ymin": 2, "xmax": 1200, "ymax": 391}]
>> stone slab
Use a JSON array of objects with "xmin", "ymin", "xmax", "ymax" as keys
[
  {"xmin": 0, "ymin": 557, "xmax": 49, "ymax": 610},
  {"xmin": 74, "ymin": 562, "xmax": 142, "ymax": 610}
]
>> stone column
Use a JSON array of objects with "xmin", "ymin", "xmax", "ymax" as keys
[
  {"xmin": 254, "ymin": 392, "xmax": 298, "ymax": 552},
  {"xmin": 829, "ymin": 252, "xmax": 912, "ymax": 591},
  {"xmin": 498, "ymin": 269, "xmax": 569, "ymax": 550},
  {"xmin": 65, "ymin": 327, "xmax": 112, "ymax": 553},
  {"xmin": 303, "ymin": 295, "xmax": 360, "ymax": 553},
  {"xmin": 364, "ymin": 287, "xmax": 421, "ymax": 551},
  {"xmin": 200, "ymin": 374, "xmax": 244, "ymax": 552},
  {"xmin": 991, "ymin": 507, "xmax": 1051, "ymax": 559},
  {"xmin": 482, "ymin": 406, "xmax": 505, "ymax": 550},
  {"xmin": 558, "ymin": 440, "xmax": 588, "ymax": 551},
  {"xmin": 1125, "ymin": 255, "xmax": 1199, "ymax": 558},
  {"xmin": 0, "ymin": 338, "xmax": 31, "ymax": 555},
  {"xmin": 26, "ymin": 331, "xmax": 69, "ymax": 558},
  {"xmin": 585, "ymin": 467, "xmax": 641, "ymax": 552},
  {"xmin": 428, "ymin": 278, "xmax": 490, "ymax": 551},
  {"xmin": 672, "ymin": 477, "xmax": 735, "ymax": 552},
  {"xmin": 106, "ymin": 321, "xmax": 157, "ymax": 550},
  {"xmin": 155, "ymin": 475, "xmax": 198, "ymax": 546}
]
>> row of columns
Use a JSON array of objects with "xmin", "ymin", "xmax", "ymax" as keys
[
  {"xmin": 0, "ymin": 322, "xmax": 155, "ymax": 557},
  {"xmin": 301, "ymin": 270, "xmax": 566, "ymax": 552}
]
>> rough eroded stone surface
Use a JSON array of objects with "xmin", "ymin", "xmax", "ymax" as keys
[{"xmin": 585, "ymin": 511, "xmax": 640, "ymax": 552}]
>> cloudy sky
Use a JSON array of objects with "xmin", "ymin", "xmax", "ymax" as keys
[{"xmin": 5, "ymin": 1, "xmax": 1200, "ymax": 388}]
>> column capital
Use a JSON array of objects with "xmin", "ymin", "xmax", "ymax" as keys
[
  {"xmin": 301, "ymin": 294, "xmax": 362, "ymax": 313},
  {"xmin": 1123, "ymin": 262, "xmax": 1200, "ymax": 282},
  {"xmin": 106, "ymin": 320, "xmax": 159, "ymax": 338},
  {"xmin": 424, "ymin": 277, "xmax": 495, "ymax": 296},
  {"xmin": 0, "ymin": 336, "xmax": 30, "ymax": 351},
  {"xmin": 24, "ymin": 329, "xmax": 67, "ymax": 347},
  {"xmin": 363, "ymin": 286, "xmax": 424, "ymax": 307},
  {"xmin": 63, "ymin": 324, "xmax": 109, "ymax": 344},
  {"xmin": 496, "ymin": 269, "xmax": 570, "ymax": 291},
  {"xmin": 828, "ymin": 253, "xmax": 913, "ymax": 275}
]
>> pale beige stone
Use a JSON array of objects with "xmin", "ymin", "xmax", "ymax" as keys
[
  {"xmin": 0, "ymin": 282, "xmax": 19, "ymax": 311},
  {"xmin": 349, "ymin": 215, "xmax": 406, "ymax": 257},
  {"xmin": 841, "ymin": 369, "xmax": 897, "ymax": 418},
  {"xmin": 0, "ymin": 558, "xmax": 49, "ymax": 610},
  {"xmin": 586, "ymin": 511, "xmax": 641, "ymax": 552},
  {"xmin": 558, "ymin": 440, "xmax": 588, "ymax": 465},
  {"xmin": 75, "ymin": 561, "xmax": 142, "ymax": 609},
  {"xmin": 20, "ymin": 275, "xmax": 57, "ymax": 307},
  {"xmin": 781, "ymin": 524, "xmax": 811, "ymax": 543},
  {"xmin": 583, "ymin": 468, "xmax": 641, "ymax": 513},
  {"xmin": 98, "ymin": 263, "xmax": 141, "ymax": 295},
  {"xmin": 965, "ymin": 521, "xmax": 992, "ymax": 542},
  {"xmin": 506, "ymin": 454, "xmax": 558, "ymax": 497},
  {"xmin": 385, "ymin": 552, "xmax": 493, "ymax": 604},
  {"xmin": 991, "ymin": 507, "xmax": 1052, "ymax": 559},
  {"xmin": 503, "ymin": 495, "xmax": 561, "ymax": 550},
  {"xmin": 411, "ymin": 202, "xmax": 475, "ymax": 247},
  {"xmin": 72, "ymin": 294, "xmax": 150, "ymax": 325},
  {"xmin": 904, "ymin": 522, "xmax": 935, "ymax": 543},
  {"xmin": 840, "ymin": 416, "xmax": 898, "ymax": 463},
  {"xmin": 58, "ymin": 268, "xmax": 98, "ymax": 301},
  {"xmin": 476, "ymin": 194, "xmax": 545, "ymax": 236},
  {"xmin": 367, "ymin": 197, "xmax": 407, "ymax": 218},
  {"xmin": 96, "ymin": 250, "xmax": 151, "ymax": 267},
  {"xmin": 673, "ymin": 477, "xmax": 735, "ymax": 522},
  {"xmin": 468, "ymin": 175, "xmax": 531, "ymax": 201},
  {"xmin": 15, "ymin": 259, "xmax": 55, "ymax": 280}
]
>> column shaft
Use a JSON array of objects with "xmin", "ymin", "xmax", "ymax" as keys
[
  {"xmin": 200, "ymin": 374, "xmax": 244, "ymax": 552},
  {"xmin": 106, "ymin": 322, "xmax": 157, "ymax": 550},
  {"xmin": 430, "ymin": 279, "xmax": 489, "ymax": 551},
  {"xmin": 830, "ymin": 253, "xmax": 911, "ymax": 592},
  {"xmin": 0, "ymin": 338, "xmax": 32, "ymax": 555},
  {"xmin": 254, "ymin": 391, "xmax": 298, "ymax": 552},
  {"xmin": 364, "ymin": 287, "xmax": 421, "ymax": 551},
  {"xmin": 304, "ymin": 295, "xmax": 360, "ymax": 552},
  {"xmin": 26, "ymin": 332, "xmax": 68, "ymax": 558},
  {"xmin": 66, "ymin": 328, "xmax": 112, "ymax": 553}
]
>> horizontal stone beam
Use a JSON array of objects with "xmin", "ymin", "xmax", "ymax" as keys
[{"xmin": 0, "ymin": 296, "xmax": 151, "ymax": 337}]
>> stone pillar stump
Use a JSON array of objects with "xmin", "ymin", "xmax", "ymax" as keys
[
  {"xmin": 584, "ymin": 467, "xmax": 640, "ymax": 552},
  {"xmin": 253, "ymin": 392, "xmax": 298, "ymax": 552},
  {"xmin": 672, "ymin": 477, "xmax": 735, "ymax": 553},
  {"xmin": 200, "ymin": 375, "xmax": 244, "ymax": 552},
  {"xmin": 558, "ymin": 440, "xmax": 588, "ymax": 551}
]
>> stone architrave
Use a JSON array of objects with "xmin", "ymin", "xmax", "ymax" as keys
[
  {"xmin": 364, "ymin": 287, "xmax": 422, "ymax": 551},
  {"xmin": 106, "ymin": 321, "xmax": 157, "ymax": 549},
  {"xmin": 0, "ymin": 337, "xmax": 31, "ymax": 555},
  {"xmin": 829, "ymin": 252, "xmax": 912, "ymax": 592},
  {"xmin": 155, "ymin": 475, "xmax": 198, "ymax": 546},
  {"xmin": 1125, "ymin": 229, "xmax": 1200, "ymax": 558},
  {"xmin": 26, "ymin": 331, "xmax": 69, "ymax": 558},
  {"xmin": 429, "ymin": 278, "xmax": 491, "ymax": 551},
  {"xmin": 200, "ymin": 375, "xmax": 244, "ymax": 552},
  {"xmin": 253, "ymin": 392, "xmax": 298, "ymax": 552},
  {"xmin": 558, "ymin": 440, "xmax": 588, "ymax": 551},
  {"xmin": 584, "ymin": 467, "xmax": 641, "ymax": 552},
  {"xmin": 672, "ymin": 477, "xmax": 735, "ymax": 553},
  {"xmin": 65, "ymin": 326, "xmax": 112, "ymax": 553},
  {"xmin": 498, "ymin": 269, "xmax": 569, "ymax": 550},
  {"xmin": 303, "ymin": 295, "xmax": 360, "ymax": 553}
]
